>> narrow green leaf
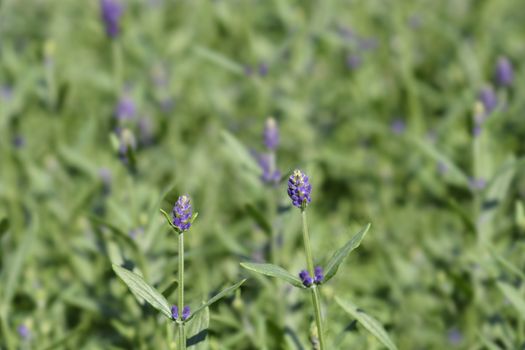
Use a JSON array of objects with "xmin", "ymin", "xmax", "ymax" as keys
[
  {"xmin": 324, "ymin": 224, "xmax": 370, "ymax": 283},
  {"xmin": 161, "ymin": 279, "xmax": 179, "ymax": 299},
  {"xmin": 160, "ymin": 209, "xmax": 179, "ymax": 232},
  {"xmin": 244, "ymin": 204, "xmax": 272, "ymax": 236},
  {"xmin": 186, "ymin": 306, "xmax": 210, "ymax": 349},
  {"xmin": 186, "ymin": 279, "xmax": 246, "ymax": 322},
  {"xmin": 221, "ymin": 130, "xmax": 261, "ymax": 175},
  {"xmin": 2, "ymin": 229, "xmax": 34, "ymax": 307},
  {"xmin": 112, "ymin": 264, "xmax": 171, "ymax": 319},
  {"xmin": 335, "ymin": 297, "xmax": 398, "ymax": 350},
  {"xmin": 0, "ymin": 218, "xmax": 9, "ymax": 239},
  {"xmin": 497, "ymin": 282, "xmax": 525, "ymax": 320},
  {"xmin": 240, "ymin": 262, "xmax": 305, "ymax": 289},
  {"xmin": 193, "ymin": 46, "xmax": 245, "ymax": 75}
]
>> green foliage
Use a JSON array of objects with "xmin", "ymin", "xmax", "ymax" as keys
[{"xmin": 240, "ymin": 263, "xmax": 305, "ymax": 289}]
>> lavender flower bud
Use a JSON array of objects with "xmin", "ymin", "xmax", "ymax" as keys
[
  {"xmin": 494, "ymin": 56, "xmax": 513, "ymax": 87},
  {"xmin": 390, "ymin": 119, "xmax": 406, "ymax": 135},
  {"xmin": 18, "ymin": 324, "xmax": 30, "ymax": 340},
  {"xmin": 299, "ymin": 269, "xmax": 313, "ymax": 287},
  {"xmin": 346, "ymin": 54, "xmax": 361, "ymax": 70},
  {"xmin": 171, "ymin": 305, "xmax": 179, "ymax": 320},
  {"xmin": 182, "ymin": 306, "xmax": 191, "ymax": 321},
  {"xmin": 258, "ymin": 62, "xmax": 269, "ymax": 77},
  {"xmin": 287, "ymin": 170, "xmax": 312, "ymax": 208},
  {"xmin": 314, "ymin": 266, "xmax": 324, "ymax": 284},
  {"xmin": 257, "ymin": 153, "xmax": 281, "ymax": 184},
  {"xmin": 115, "ymin": 94, "xmax": 136, "ymax": 121},
  {"xmin": 478, "ymin": 86, "xmax": 497, "ymax": 114},
  {"xmin": 172, "ymin": 195, "xmax": 193, "ymax": 232},
  {"xmin": 263, "ymin": 117, "xmax": 279, "ymax": 151},
  {"xmin": 100, "ymin": 0, "xmax": 123, "ymax": 39}
]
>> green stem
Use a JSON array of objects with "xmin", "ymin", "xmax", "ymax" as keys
[
  {"xmin": 178, "ymin": 233, "xmax": 186, "ymax": 350},
  {"xmin": 1, "ymin": 312, "xmax": 14, "ymax": 350},
  {"xmin": 300, "ymin": 210, "xmax": 326, "ymax": 350},
  {"xmin": 112, "ymin": 40, "xmax": 123, "ymax": 95}
]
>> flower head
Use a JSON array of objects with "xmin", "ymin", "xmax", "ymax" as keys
[
  {"xmin": 115, "ymin": 94, "xmax": 136, "ymax": 121},
  {"xmin": 287, "ymin": 170, "xmax": 312, "ymax": 208},
  {"xmin": 263, "ymin": 117, "xmax": 279, "ymax": 151},
  {"xmin": 171, "ymin": 305, "xmax": 179, "ymax": 320},
  {"xmin": 257, "ymin": 153, "xmax": 281, "ymax": 184},
  {"xmin": 18, "ymin": 324, "xmax": 30, "ymax": 340},
  {"xmin": 494, "ymin": 56, "xmax": 513, "ymax": 87},
  {"xmin": 478, "ymin": 86, "xmax": 497, "ymax": 114},
  {"xmin": 314, "ymin": 266, "xmax": 324, "ymax": 284},
  {"xmin": 182, "ymin": 306, "xmax": 191, "ymax": 321},
  {"xmin": 299, "ymin": 270, "xmax": 313, "ymax": 287},
  {"xmin": 100, "ymin": 0, "xmax": 123, "ymax": 39},
  {"xmin": 172, "ymin": 195, "xmax": 193, "ymax": 232}
]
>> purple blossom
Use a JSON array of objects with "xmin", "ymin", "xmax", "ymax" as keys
[
  {"xmin": 358, "ymin": 37, "xmax": 378, "ymax": 51},
  {"xmin": 258, "ymin": 62, "xmax": 269, "ymax": 76},
  {"xmin": 182, "ymin": 306, "xmax": 191, "ymax": 321},
  {"xmin": 494, "ymin": 57, "xmax": 513, "ymax": 87},
  {"xmin": 171, "ymin": 305, "xmax": 179, "ymax": 320},
  {"xmin": 18, "ymin": 324, "xmax": 30, "ymax": 340},
  {"xmin": 478, "ymin": 86, "xmax": 497, "ymax": 114},
  {"xmin": 288, "ymin": 170, "xmax": 312, "ymax": 208},
  {"xmin": 172, "ymin": 195, "xmax": 193, "ymax": 232},
  {"xmin": 12, "ymin": 135, "xmax": 25, "ymax": 148},
  {"xmin": 469, "ymin": 177, "xmax": 486, "ymax": 191},
  {"xmin": 346, "ymin": 54, "xmax": 361, "ymax": 70},
  {"xmin": 437, "ymin": 161, "xmax": 448, "ymax": 175},
  {"xmin": 1, "ymin": 85, "xmax": 13, "ymax": 101},
  {"xmin": 391, "ymin": 119, "xmax": 406, "ymax": 135},
  {"xmin": 299, "ymin": 270, "xmax": 313, "ymax": 287},
  {"xmin": 115, "ymin": 94, "xmax": 136, "ymax": 121},
  {"xmin": 100, "ymin": 0, "xmax": 123, "ymax": 39},
  {"xmin": 257, "ymin": 153, "xmax": 281, "ymax": 184},
  {"xmin": 263, "ymin": 117, "xmax": 279, "ymax": 151},
  {"xmin": 314, "ymin": 266, "xmax": 324, "ymax": 284},
  {"xmin": 447, "ymin": 328, "xmax": 463, "ymax": 345}
]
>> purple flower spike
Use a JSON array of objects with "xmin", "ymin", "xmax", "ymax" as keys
[
  {"xmin": 478, "ymin": 86, "xmax": 497, "ymax": 114},
  {"xmin": 171, "ymin": 305, "xmax": 179, "ymax": 320},
  {"xmin": 287, "ymin": 170, "xmax": 312, "ymax": 208},
  {"xmin": 263, "ymin": 117, "xmax": 279, "ymax": 151},
  {"xmin": 494, "ymin": 57, "xmax": 513, "ymax": 87},
  {"xmin": 115, "ymin": 94, "xmax": 136, "ymax": 121},
  {"xmin": 391, "ymin": 119, "xmax": 406, "ymax": 135},
  {"xmin": 172, "ymin": 195, "xmax": 193, "ymax": 232},
  {"xmin": 299, "ymin": 269, "xmax": 313, "ymax": 287},
  {"xmin": 18, "ymin": 324, "xmax": 30, "ymax": 340},
  {"xmin": 100, "ymin": 0, "xmax": 123, "ymax": 39},
  {"xmin": 314, "ymin": 266, "xmax": 324, "ymax": 284},
  {"xmin": 182, "ymin": 306, "xmax": 191, "ymax": 321},
  {"xmin": 257, "ymin": 153, "xmax": 281, "ymax": 184}
]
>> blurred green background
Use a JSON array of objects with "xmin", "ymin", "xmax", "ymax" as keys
[{"xmin": 1, "ymin": 0, "xmax": 525, "ymax": 348}]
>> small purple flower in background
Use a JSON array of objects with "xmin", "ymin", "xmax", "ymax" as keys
[
  {"xmin": 469, "ymin": 177, "xmax": 486, "ymax": 191},
  {"xmin": 18, "ymin": 324, "xmax": 30, "ymax": 340},
  {"xmin": 299, "ymin": 270, "xmax": 313, "ymax": 287},
  {"xmin": 12, "ymin": 135, "xmax": 25, "ymax": 149},
  {"xmin": 100, "ymin": 0, "xmax": 123, "ymax": 39},
  {"xmin": 437, "ymin": 161, "xmax": 448, "ymax": 175},
  {"xmin": 447, "ymin": 328, "xmax": 463, "ymax": 345},
  {"xmin": 337, "ymin": 26, "xmax": 355, "ymax": 41},
  {"xmin": 128, "ymin": 227, "xmax": 144, "ymax": 240},
  {"xmin": 244, "ymin": 65, "xmax": 254, "ymax": 77},
  {"xmin": 172, "ymin": 195, "xmax": 193, "ymax": 232},
  {"xmin": 288, "ymin": 170, "xmax": 312, "ymax": 208},
  {"xmin": 408, "ymin": 14, "xmax": 422, "ymax": 29},
  {"xmin": 171, "ymin": 305, "xmax": 179, "ymax": 320},
  {"xmin": 314, "ymin": 266, "xmax": 324, "ymax": 284},
  {"xmin": 182, "ymin": 306, "xmax": 191, "ymax": 321},
  {"xmin": 263, "ymin": 117, "xmax": 279, "ymax": 151},
  {"xmin": 391, "ymin": 119, "xmax": 406, "ymax": 135},
  {"xmin": 358, "ymin": 37, "xmax": 378, "ymax": 52},
  {"xmin": 1, "ymin": 85, "xmax": 13, "ymax": 101},
  {"xmin": 494, "ymin": 56, "xmax": 513, "ymax": 87},
  {"xmin": 258, "ymin": 62, "xmax": 269, "ymax": 77},
  {"xmin": 478, "ymin": 86, "xmax": 497, "ymax": 114},
  {"xmin": 258, "ymin": 153, "xmax": 281, "ymax": 184},
  {"xmin": 115, "ymin": 94, "xmax": 136, "ymax": 121},
  {"xmin": 346, "ymin": 54, "xmax": 361, "ymax": 70}
]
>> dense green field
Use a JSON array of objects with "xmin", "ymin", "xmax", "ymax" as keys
[{"xmin": 2, "ymin": 0, "xmax": 525, "ymax": 349}]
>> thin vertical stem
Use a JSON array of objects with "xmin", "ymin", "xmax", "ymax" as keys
[
  {"xmin": 300, "ymin": 209, "xmax": 326, "ymax": 350},
  {"xmin": 178, "ymin": 233, "xmax": 186, "ymax": 350},
  {"xmin": 112, "ymin": 40, "xmax": 123, "ymax": 96}
]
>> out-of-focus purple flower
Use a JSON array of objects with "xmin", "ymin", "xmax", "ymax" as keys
[
  {"xmin": 346, "ymin": 54, "xmax": 361, "ymax": 70},
  {"xmin": 182, "ymin": 306, "xmax": 191, "ymax": 321},
  {"xmin": 337, "ymin": 26, "xmax": 355, "ymax": 40},
  {"xmin": 447, "ymin": 328, "xmax": 462, "ymax": 345},
  {"xmin": 314, "ymin": 266, "xmax": 324, "ymax": 284},
  {"xmin": 115, "ymin": 94, "xmax": 136, "ymax": 121},
  {"xmin": 172, "ymin": 195, "xmax": 193, "ymax": 232},
  {"xmin": 469, "ymin": 177, "xmax": 486, "ymax": 191},
  {"xmin": 263, "ymin": 117, "xmax": 279, "ymax": 151},
  {"xmin": 288, "ymin": 170, "xmax": 312, "ymax": 208},
  {"xmin": 18, "ymin": 324, "xmax": 30, "ymax": 340},
  {"xmin": 129, "ymin": 227, "xmax": 144, "ymax": 240},
  {"xmin": 391, "ymin": 119, "xmax": 406, "ymax": 135},
  {"xmin": 12, "ymin": 135, "xmax": 25, "ymax": 149},
  {"xmin": 478, "ymin": 86, "xmax": 497, "ymax": 114},
  {"xmin": 494, "ymin": 56, "xmax": 513, "ymax": 87},
  {"xmin": 1, "ymin": 85, "xmax": 13, "ymax": 101},
  {"xmin": 299, "ymin": 270, "xmax": 313, "ymax": 287},
  {"xmin": 100, "ymin": 0, "xmax": 123, "ymax": 39},
  {"xmin": 258, "ymin": 153, "xmax": 281, "ymax": 184},
  {"xmin": 160, "ymin": 97, "xmax": 175, "ymax": 113},
  {"xmin": 408, "ymin": 15, "xmax": 422, "ymax": 29},
  {"xmin": 437, "ymin": 161, "xmax": 448, "ymax": 175},
  {"xmin": 171, "ymin": 305, "xmax": 179, "ymax": 320},
  {"xmin": 359, "ymin": 37, "xmax": 378, "ymax": 51},
  {"xmin": 258, "ymin": 62, "xmax": 269, "ymax": 76},
  {"xmin": 244, "ymin": 65, "xmax": 254, "ymax": 76}
]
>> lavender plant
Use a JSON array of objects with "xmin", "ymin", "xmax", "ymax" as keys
[
  {"xmin": 242, "ymin": 169, "xmax": 396, "ymax": 349},
  {"xmin": 113, "ymin": 195, "xmax": 245, "ymax": 349}
]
